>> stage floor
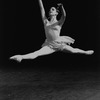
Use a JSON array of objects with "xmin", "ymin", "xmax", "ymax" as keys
[{"xmin": 0, "ymin": 69, "xmax": 100, "ymax": 100}]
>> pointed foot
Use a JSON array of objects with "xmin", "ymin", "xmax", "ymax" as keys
[
  {"xmin": 9, "ymin": 55, "xmax": 22, "ymax": 62},
  {"xmin": 86, "ymin": 50, "xmax": 94, "ymax": 55}
]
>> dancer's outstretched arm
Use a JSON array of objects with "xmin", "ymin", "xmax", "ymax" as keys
[
  {"xmin": 38, "ymin": 0, "xmax": 48, "ymax": 24},
  {"xmin": 58, "ymin": 3, "xmax": 66, "ymax": 26}
]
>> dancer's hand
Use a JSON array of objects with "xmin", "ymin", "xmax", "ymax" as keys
[
  {"xmin": 67, "ymin": 42, "xmax": 73, "ymax": 45},
  {"xmin": 66, "ymin": 39, "xmax": 75, "ymax": 45},
  {"xmin": 10, "ymin": 55, "xmax": 23, "ymax": 62},
  {"xmin": 57, "ymin": 3, "xmax": 63, "ymax": 6}
]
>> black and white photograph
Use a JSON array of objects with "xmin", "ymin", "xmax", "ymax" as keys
[{"xmin": 0, "ymin": 0, "xmax": 99, "ymax": 100}]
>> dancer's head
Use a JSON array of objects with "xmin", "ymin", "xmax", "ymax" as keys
[{"xmin": 49, "ymin": 7, "xmax": 59, "ymax": 17}]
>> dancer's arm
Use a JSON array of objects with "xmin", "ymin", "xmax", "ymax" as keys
[
  {"xmin": 58, "ymin": 3, "xmax": 66, "ymax": 26},
  {"xmin": 38, "ymin": 0, "xmax": 48, "ymax": 24}
]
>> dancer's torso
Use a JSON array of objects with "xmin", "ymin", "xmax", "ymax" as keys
[{"xmin": 44, "ymin": 22, "xmax": 61, "ymax": 41}]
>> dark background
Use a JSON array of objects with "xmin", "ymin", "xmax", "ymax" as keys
[
  {"xmin": 0, "ymin": 0, "xmax": 99, "ymax": 71},
  {"xmin": 0, "ymin": 0, "xmax": 100, "ymax": 100}
]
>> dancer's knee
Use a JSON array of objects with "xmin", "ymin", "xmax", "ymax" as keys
[
  {"xmin": 69, "ymin": 48, "xmax": 78, "ymax": 53},
  {"xmin": 62, "ymin": 45, "xmax": 76, "ymax": 53},
  {"xmin": 72, "ymin": 48, "xmax": 79, "ymax": 53},
  {"xmin": 35, "ymin": 50, "xmax": 42, "ymax": 57}
]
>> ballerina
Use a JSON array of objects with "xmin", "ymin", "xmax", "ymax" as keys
[{"xmin": 10, "ymin": 0, "xmax": 94, "ymax": 62}]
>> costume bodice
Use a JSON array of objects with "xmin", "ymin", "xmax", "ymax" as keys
[{"xmin": 44, "ymin": 22, "xmax": 61, "ymax": 41}]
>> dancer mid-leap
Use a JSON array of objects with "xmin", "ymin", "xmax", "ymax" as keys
[{"xmin": 10, "ymin": 0, "xmax": 94, "ymax": 62}]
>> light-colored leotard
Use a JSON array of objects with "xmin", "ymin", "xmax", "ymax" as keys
[
  {"xmin": 44, "ymin": 22, "xmax": 61, "ymax": 41},
  {"xmin": 42, "ymin": 20, "xmax": 75, "ymax": 50}
]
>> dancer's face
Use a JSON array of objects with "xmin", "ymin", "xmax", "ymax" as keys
[{"xmin": 49, "ymin": 7, "xmax": 58, "ymax": 17}]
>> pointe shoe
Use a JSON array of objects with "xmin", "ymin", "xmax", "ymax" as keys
[
  {"xmin": 86, "ymin": 50, "xmax": 94, "ymax": 55},
  {"xmin": 10, "ymin": 55, "xmax": 22, "ymax": 62}
]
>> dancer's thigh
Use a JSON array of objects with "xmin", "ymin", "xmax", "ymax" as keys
[{"xmin": 37, "ymin": 46, "xmax": 55, "ymax": 56}]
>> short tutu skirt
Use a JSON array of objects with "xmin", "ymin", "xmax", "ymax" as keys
[{"xmin": 42, "ymin": 36, "xmax": 75, "ymax": 50}]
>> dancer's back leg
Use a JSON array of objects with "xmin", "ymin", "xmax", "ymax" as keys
[{"xmin": 62, "ymin": 45, "xmax": 94, "ymax": 55}]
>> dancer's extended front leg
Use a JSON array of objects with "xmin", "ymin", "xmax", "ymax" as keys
[
  {"xmin": 62, "ymin": 45, "xmax": 94, "ymax": 55},
  {"xmin": 10, "ymin": 46, "xmax": 55, "ymax": 62}
]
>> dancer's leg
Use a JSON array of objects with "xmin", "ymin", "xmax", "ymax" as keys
[
  {"xmin": 10, "ymin": 46, "xmax": 55, "ymax": 62},
  {"xmin": 62, "ymin": 45, "xmax": 94, "ymax": 55},
  {"xmin": 22, "ymin": 46, "xmax": 55, "ymax": 59}
]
